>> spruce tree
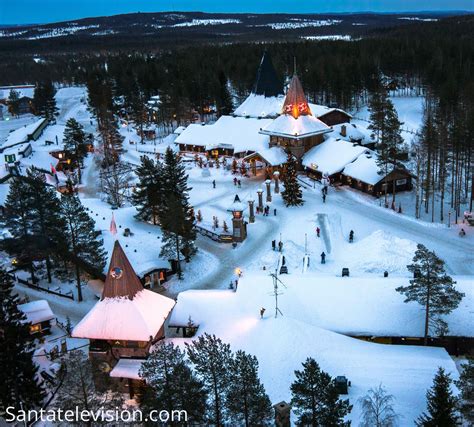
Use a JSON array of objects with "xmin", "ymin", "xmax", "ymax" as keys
[
  {"xmin": 0, "ymin": 267, "xmax": 44, "ymax": 414},
  {"xmin": 132, "ymin": 156, "xmax": 163, "ymax": 225},
  {"xmin": 396, "ymin": 244, "xmax": 464, "ymax": 345},
  {"xmin": 226, "ymin": 350, "xmax": 273, "ymax": 427},
  {"xmin": 60, "ymin": 193, "xmax": 107, "ymax": 302},
  {"xmin": 455, "ymin": 358, "xmax": 474, "ymax": 424},
  {"xmin": 63, "ymin": 118, "xmax": 89, "ymax": 183},
  {"xmin": 159, "ymin": 148, "xmax": 197, "ymax": 278},
  {"xmin": 139, "ymin": 342, "xmax": 207, "ymax": 425},
  {"xmin": 281, "ymin": 152, "xmax": 303, "ymax": 207},
  {"xmin": 417, "ymin": 367, "xmax": 459, "ymax": 426},
  {"xmin": 290, "ymin": 357, "xmax": 352, "ymax": 426},
  {"xmin": 186, "ymin": 333, "xmax": 233, "ymax": 426},
  {"xmin": 4, "ymin": 176, "xmax": 37, "ymax": 282}
]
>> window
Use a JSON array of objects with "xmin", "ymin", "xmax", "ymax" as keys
[{"xmin": 396, "ymin": 179, "xmax": 407, "ymax": 186}]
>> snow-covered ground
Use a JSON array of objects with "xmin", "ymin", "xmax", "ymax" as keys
[{"xmin": 3, "ymin": 86, "xmax": 472, "ymax": 425}]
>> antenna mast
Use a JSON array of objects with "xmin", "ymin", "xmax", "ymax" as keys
[{"xmin": 269, "ymin": 272, "xmax": 286, "ymax": 318}]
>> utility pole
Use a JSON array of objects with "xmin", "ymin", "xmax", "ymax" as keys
[{"xmin": 269, "ymin": 273, "xmax": 286, "ymax": 318}]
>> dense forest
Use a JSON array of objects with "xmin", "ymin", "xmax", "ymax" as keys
[{"xmin": 1, "ymin": 14, "xmax": 473, "ymax": 219}]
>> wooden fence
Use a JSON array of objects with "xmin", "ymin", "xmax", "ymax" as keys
[{"xmin": 195, "ymin": 225, "xmax": 233, "ymax": 243}]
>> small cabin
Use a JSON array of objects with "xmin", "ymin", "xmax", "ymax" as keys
[{"xmin": 18, "ymin": 300, "xmax": 55, "ymax": 335}]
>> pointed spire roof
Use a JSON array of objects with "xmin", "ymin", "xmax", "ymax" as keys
[
  {"xmin": 101, "ymin": 241, "xmax": 144, "ymax": 301},
  {"xmin": 281, "ymin": 74, "xmax": 312, "ymax": 119},
  {"xmin": 253, "ymin": 51, "xmax": 283, "ymax": 98}
]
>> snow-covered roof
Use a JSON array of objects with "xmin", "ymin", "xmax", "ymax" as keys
[
  {"xmin": 244, "ymin": 146, "xmax": 287, "ymax": 166},
  {"xmin": 234, "ymin": 94, "xmax": 284, "ymax": 119},
  {"xmin": 72, "ymin": 289, "xmax": 175, "ymax": 341},
  {"xmin": 110, "ymin": 358, "xmax": 143, "ymax": 380},
  {"xmin": 173, "ymin": 126, "xmax": 186, "ymax": 135},
  {"xmin": 309, "ymin": 103, "xmax": 352, "ymax": 120},
  {"xmin": 330, "ymin": 122, "xmax": 372, "ymax": 145},
  {"xmin": 342, "ymin": 152, "xmax": 383, "ymax": 185},
  {"xmin": 302, "ymin": 137, "xmax": 369, "ymax": 176},
  {"xmin": 3, "ymin": 118, "xmax": 47, "ymax": 148},
  {"xmin": 18, "ymin": 300, "xmax": 55, "ymax": 325},
  {"xmin": 260, "ymin": 114, "xmax": 331, "ymax": 139},
  {"xmin": 168, "ymin": 274, "xmax": 463, "ymax": 423},
  {"xmin": 175, "ymin": 116, "xmax": 272, "ymax": 153}
]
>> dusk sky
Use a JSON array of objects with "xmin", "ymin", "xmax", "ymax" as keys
[{"xmin": 1, "ymin": 0, "xmax": 474, "ymax": 25}]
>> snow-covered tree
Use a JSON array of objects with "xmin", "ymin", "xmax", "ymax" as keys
[
  {"xmin": 0, "ymin": 267, "xmax": 44, "ymax": 414},
  {"xmin": 63, "ymin": 118, "xmax": 89, "ymax": 183},
  {"xmin": 358, "ymin": 384, "xmax": 398, "ymax": 427},
  {"xmin": 139, "ymin": 342, "xmax": 207, "ymax": 425},
  {"xmin": 226, "ymin": 350, "xmax": 273, "ymax": 427},
  {"xmin": 186, "ymin": 333, "xmax": 233, "ymax": 426},
  {"xmin": 281, "ymin": 152, "xmax": 303, "ymax": 207},
  {"xmin": 290, "ymin": 357, "xmax": 352, "ymax": 426},
  {"xmin": 159, "ymin": 148, "xmax": 197, "ymax": 277},
  {"xmin": 132, "ymin": 156, "xmax": 163, "ymax": 225},
  {"xmin": 455, "ymin": 358, "xmax": 474, "ymax": 424},
  {"xmin": 100, "ymin": 162, "xmax": 132, "ymax": 208},
  {"xmin": 416, "ymin": 367, "xmax": 459, "ymax": 426},
  {"xmin": 33, "ymin": 80, "xmax": 57, "ymax": 121},
  {"xmin": 396, "ymin": 244, "xmax": 464, "ymax": 345},
  {"xmin": 60, "ymin": 193, "xmax": 107, "ymax": 302},
  {"xmin": 55, "ymin": 350, "xmax": 123, "ymax": 419}
]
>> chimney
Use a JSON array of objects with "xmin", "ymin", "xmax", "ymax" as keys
[{"xmin": 340, "ymin": 124, "xmax": 347, "ymax": 138}]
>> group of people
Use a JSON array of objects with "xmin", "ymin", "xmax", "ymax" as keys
[
  {"xmin": 258, "ymin": 205, "xmax": 275, "ymax": 216},
  {"xmin": 272, "ymin": 240, "xmax": 284, "ymax": 252},
  {"xmin": 233, "ymin": 177, "xmax": 242, "ymax": 187}
]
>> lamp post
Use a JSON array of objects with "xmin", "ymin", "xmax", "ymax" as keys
[
  {"xmin": 257, "ymin": 189, "xmax": 264, "ymax": 212},
  {"xmin": 265, "ymin": 179, "xmax": 272, "ymax": 202},
  {"xmin": 248, "ymin": 199, "xmax": 255, "ymax": 223},
  {"xmin": 273, "ymin": 170, "xmax": 280, "ymax": 194}
]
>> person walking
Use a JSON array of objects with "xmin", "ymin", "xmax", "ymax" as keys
[
  {"xmin": 349, "ymin": 230, "xmax": 354, "ymax": 243},
  {"xmin": 238, "ymin": 179, "xmax": 241, "ymax": 188},
  {"xmin": 316, "ymin": 227, "xmax": 320, "ymax": 237},
  {"xmin": 321, "ymin": 252, "xmax": 326, "ymax": 264},
  {"xmin": 278, "ymin": 241, "xmax": 283, "ymax": 252},
  {"xmin": 233, "ymin": 177, "xmax": 237, "ymax": 186},
  {"xmin": 260, "ymin": 307, "xmax": 266, "ymax": 319},
  {"xmin": 272, "ymin": 240, "xmax": 276, "ymax": 251},
  {"xmin": 322, "ymin": 193, "xmax": 326, "ymax": 203},
  {"xmin": 274, "ymin": 208, "xmax": 277, "ymax": 216},
  {"xmin": 212, "ymin": 180, "xmax": 216, "ymax": 188}
]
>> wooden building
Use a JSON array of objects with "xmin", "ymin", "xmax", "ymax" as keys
[
  {"xmin": 260, "ymin": 74, "xmax": 331, "ymax": 169},
  {"xmin": 72, "ymin": 240, "xmax": 175, "ymax": 397},
  {"xmin": 18, "ymin": 300, "xmax": 55, "ymax": 335}
]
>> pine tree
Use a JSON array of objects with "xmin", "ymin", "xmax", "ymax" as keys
[
  {"xmin": 24, "ymin": 168, "xmax": 65, "ymax": 284},
  {"xmin": 159, "ymin": 148, "xmax": 197, "ymax": 278},
  {"xmin": 33, "ymin": 80, "xmax": 57, "ymax": 121},
  {"xmin": 63, "ymin": 118, "xmax": 89, "ymax": 183},
  {"xmin": 139, "ymin": 342, "xmax": 207, "ymax": 425},
  {"xmin": 417, "ymin": 367, "xmax": 459, "ymax": 426},
  {"xmin": 396, "ymin": 244, "xmax": 464, "ymax": 344},
  {"xmin": 290, "ymin": 357, "xmax": 352, "ymax": 426},
  {"xmin": 217, "ymin": 70, "xmax": 234, "ymax": 116},
  {"xmin": 60, "ymin": 193, "xmax": 107, "ymax": 302},
  {"xmin": 455, "ymin": 358, "xmax": 474, "ymax": 424},
  {"xmin": 281, "ymin": 152, "xmax": 304, "ymax": 207},
  {"xmin": 358, "ymin": 384, "xmax": 398, "ymax": 427},
  {"xmin": 226, "ymin": 350, "xmax": 273, "ymax": 427},
  {"xmin": 0, "ymin": 267, "xmax": 44, "ymax": 414},
  {"xmin": 132, "ymin": 156, "xmax": 163, "ymax": 225},
  {"xmin": 186, "ymin": 333, "xmax": 233, "ymax": 426}
]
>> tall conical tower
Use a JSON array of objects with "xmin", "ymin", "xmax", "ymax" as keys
[
  {"xmin": 260, "ymin": 71, "xmax": 331, "ymax": 167},
  {"xmin": 101, "ymin": 240, "xmax": 143, "ymax": 300},
  {"xmin": 281, "ymin": 74, "xmax": 312, "ymax": 119},
  {"xmin": 234, "ymin": 52, "xmax": 284, "ymax": 118}
]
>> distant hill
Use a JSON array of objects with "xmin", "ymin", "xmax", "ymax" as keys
[{"xmin": 0, "ymin": 11, "xmax": 468, "ymax": 53}]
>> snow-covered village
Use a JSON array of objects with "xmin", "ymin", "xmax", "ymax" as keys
[{"xmin": 0, "ymin": 2, "xmax": 473, "ymax": 426}]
